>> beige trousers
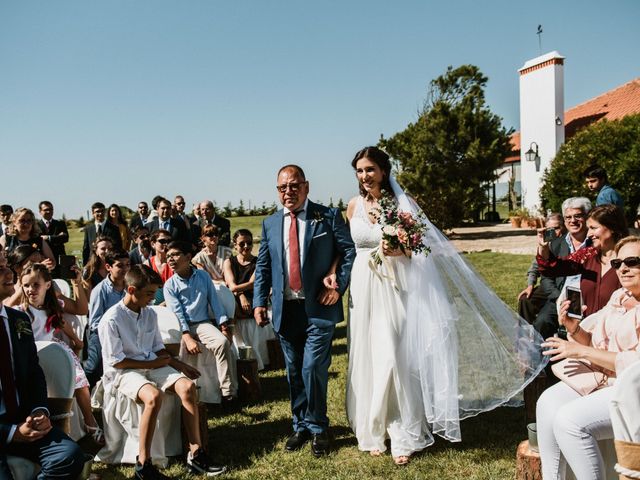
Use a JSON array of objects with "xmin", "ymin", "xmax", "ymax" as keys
[{"xmin": 189, "ymin": 322, "xmax": 237, "ymax": 397}]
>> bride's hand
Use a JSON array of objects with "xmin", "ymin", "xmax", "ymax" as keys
[{"xmin": 381, "ymin": 240, "xmax": 402, "ymax": 257}]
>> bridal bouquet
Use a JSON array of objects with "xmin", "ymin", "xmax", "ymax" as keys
[{"xmin": 371, "ymin": 191, "xmax": 431, "ymax": 266}]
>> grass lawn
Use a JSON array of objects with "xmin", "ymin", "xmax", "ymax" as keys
[{"xmin": 67, "ymin": 224, "xmax": 534, "ymax": 479}]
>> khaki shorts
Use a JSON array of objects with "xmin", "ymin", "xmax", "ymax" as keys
[{"xmin": 115, "ymin": 365, "xmax": 187, "ymax": 402}]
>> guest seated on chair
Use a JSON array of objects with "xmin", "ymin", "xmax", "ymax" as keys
[
  {"xmin": 537, "ymin": 235, "xmax": 640, "ymax": 479},
  {"xmin": 17, "ymin": 263, "xmax": 103, "ymax": 445},
  {"xmin": 0, "ymin": 265, "xmax": 86, "ymax": 479},
  {"xmin": 85, "ymin": 249, "xmax": 131, "ymax": 389},
  {"xmin": 0, "ymin": 207, "xmax": 56, "ymax": 270},
  {"xmin": 82, "ymin": 236, "xmax": 114, "ymax": 293},
  {"xmin": 129, "ymin": 227, "xmax": 152, "ymax": 266},
  {"xmin": 223, "ymin": 229, "xmax": 256, "ymax": 319},
  {"xmin": 192, "ymin": 225, "xmax": 232, "ymax": 283},
  {"xmin": 537, "ymin": 204, "xmax": 628, "ymax": 318},
  {"xmin": 99, "ymin": 265, "xmax": 226, "ymax": 478},
  {"xmin": 144, "ymin": 229, "xmax": 174, "ymax": 305},
  {"xmin": 517, "ymin": 212, "xmax": 567, "ymax": 325},
  {"xmin": 164, "ymin": 241, "xmax": 237, "ymax": 402}
]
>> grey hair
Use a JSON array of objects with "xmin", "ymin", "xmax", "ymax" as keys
[{"xmin": 561, "ymin": 197, "xmax": 592, "ymax": 216}]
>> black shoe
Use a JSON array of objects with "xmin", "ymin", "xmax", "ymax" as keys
[
  {"xmin": 285, "ymin": 430, "xmax": 311, "ymax": 451},
  {"xmin": 311, "ymin": 432, "xmax": 330, "ymax": 457},
  {"xmin": 187, "ymin": 448, "xmax": 227, "ymax": 476},
  {"xmin": 134, "ymin": 457, "xmax": 172, "ymax": 480}
]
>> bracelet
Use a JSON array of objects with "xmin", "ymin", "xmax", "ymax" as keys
[{"xmin": 568, "ymin": 324, "xmax": 581, "ymax": 336}]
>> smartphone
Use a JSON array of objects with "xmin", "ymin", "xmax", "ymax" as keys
[
  {"xmin": 543, "ymin": 228, "xmax": 556, "ymax": 243},
  {"xmin": 566, "ymin": 286, "xmax": 583, "ymax": 319},
  {"xmin": 58, "ymin": 255, "xmax": 77, "ymax": 280}
]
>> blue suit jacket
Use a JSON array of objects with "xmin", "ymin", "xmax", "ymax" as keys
[
  {"xmin": 0, "ymin": 307, "xmax": 48, "ymax": 448},
  {"xmin": 253, "ymin": 201, "xmax": 355, "ymax": 333}
]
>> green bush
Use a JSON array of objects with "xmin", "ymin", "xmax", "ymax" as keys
[{"xmin": 540, "ymin": 114, "xmax": 640, "ymax": 220}]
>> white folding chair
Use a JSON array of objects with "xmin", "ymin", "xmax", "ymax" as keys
[{"xmin": 53, "ymin": 278, "xmax": 72, "ymax": 298}]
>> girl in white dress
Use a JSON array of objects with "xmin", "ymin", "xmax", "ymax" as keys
[
  {"xmin": 19, "ymin": 263, "xmax": 104, "ymax": 445},
  {"xmin": 345, "ymin": 146, "xmax": 546, "ymax": 465}
]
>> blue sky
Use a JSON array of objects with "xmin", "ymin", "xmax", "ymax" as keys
[{"xmin": 1, "ymin": 1, "xmax": 638, "ymax": 218}]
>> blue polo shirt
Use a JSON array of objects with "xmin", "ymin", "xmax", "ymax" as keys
[{"xmin": 163, "ymin": 267, "xmax": 229, "ymax": 333}]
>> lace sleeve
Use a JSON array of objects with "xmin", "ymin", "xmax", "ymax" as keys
[{"xmin": 537, "ymin": 246, "xmax": 598, "ymax": 277}]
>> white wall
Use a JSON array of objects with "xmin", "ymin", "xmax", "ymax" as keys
[{"xmin": 519, "ymin": 51, "xmax": 565, "ymax": 215}]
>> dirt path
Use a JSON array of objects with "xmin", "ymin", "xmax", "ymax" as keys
[{"xmin": 447, "ymin": 224, "xmax": 538, "ymax": 255}]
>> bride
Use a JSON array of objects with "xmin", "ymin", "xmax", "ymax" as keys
[{"xmin": 345, "ymin": 146, "xmax": 546, "ymax": 465}]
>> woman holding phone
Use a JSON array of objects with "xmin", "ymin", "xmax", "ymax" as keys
[
  {"xmin": 537, "ymin": 204, "xmax": 628, "ymax": 317},
  {"xmin": 536, "ymin": 235, "xmax": 640, "ymax": 479}
]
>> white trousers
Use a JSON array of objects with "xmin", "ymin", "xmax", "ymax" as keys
[{"xmin": 536, "ymin": 381, "xmax": 614, "ymax": 479}]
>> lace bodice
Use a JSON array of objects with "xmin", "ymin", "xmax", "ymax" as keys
[{"xmin": 349, "ymin": 196, "xmax": 381, "ymax": 250}]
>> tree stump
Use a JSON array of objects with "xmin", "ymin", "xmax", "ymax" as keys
[
  {"xmin": 516, "ymin": 440, "xmax": 542, "ymax": 480},
  {"xmin": 182, "ymin": 401, "xmax": 208, "ymax": 454},
  {"xmin": 266, "ymin": 338, "xmax": 286, "ymax": 370},
  {"xmin": 237, "ymin": 358, "xmax": 261, "ymax": 402}
]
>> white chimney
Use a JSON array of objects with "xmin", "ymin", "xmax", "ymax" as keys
[{"xmin": 519, "ymin": 51, "xmax": 565, "ymax": 215}]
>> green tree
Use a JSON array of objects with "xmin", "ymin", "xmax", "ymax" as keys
[
  {"xmin": 380, "ymin": 65, "xmax": 513, "ymax": 230},
  {"xmin": 222, "ymin": 202, "xmax": 233, "ymax": 217},
  {"xmin": 540, "ymin": 114, "xmax": 640, "ymax": 220},
  {"xmin": 235, "ymin": 200, "xmax": 246, "ymax": 217}
]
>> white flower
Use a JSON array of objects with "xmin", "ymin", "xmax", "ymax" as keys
[{"xmin": 382, "ymin": 225, "xmax": 397, "ymax": 236}]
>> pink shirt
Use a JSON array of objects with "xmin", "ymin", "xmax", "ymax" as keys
[{"xmin": 579, "ymin": 288, "xmax": 640, "ymax": 377}]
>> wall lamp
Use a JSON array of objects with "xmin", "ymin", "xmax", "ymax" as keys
[{"xmin": 525, "ymin": 142, "xmax": 541, "ymax": 172}]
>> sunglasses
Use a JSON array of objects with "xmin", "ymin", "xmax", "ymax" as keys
[
  {"xmin": 564, "ymin": 214, "xmax": 586, "ymax": 221},
  {"xmin": 138, "ymin": 234, "xmax": 150, "ymax": 240},
  {"xmin": 611, "ymin": 256, "xmax": 640, "ymax": 269},
  {"xmin": 203, "ymin": 233, "xmax": 219, "ymax": 239},
  {"xmin": 175, "ymin": 202, "xmax": 185, "ymax": 206},
  {"xmin": 237, "ymin": 241, "xmax": 253, "ymax": 248},
  {"xmin": 156, "ymin": 238, "xmax": 171, "ymax": 245},
  {"xmin": 276, "ymin": 182, "xmax": 306, "ymax": 193}
]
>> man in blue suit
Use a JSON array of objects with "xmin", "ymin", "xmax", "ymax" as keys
[
  {"xmin": 254, "ymin": 165, "xmax": 355, "ymax": 457},
  {"xmin": 0, "ymin": 265, "xmax": 85, "ymax": 479}
]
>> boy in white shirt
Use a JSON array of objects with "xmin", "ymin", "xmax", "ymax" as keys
[{"xmin": 99, "ymin": 264, "xmax": 226, "ymax": 478}]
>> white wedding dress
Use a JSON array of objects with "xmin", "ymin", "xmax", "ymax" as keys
[
  {"xmin": 346, "ymin": 179, "xmax": 547, "ymax": 457},
  {"xmin": 347, "ymin": 196, "xmax": 430, "ymax": 456}
]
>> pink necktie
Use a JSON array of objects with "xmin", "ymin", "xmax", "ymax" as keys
[{"xmin": 289, "ymin": 211, "xmax": 302, "ymax": 292}]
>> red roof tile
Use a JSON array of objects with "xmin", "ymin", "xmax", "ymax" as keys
[{"xmin": 506, "ymin": 78, "xmax": 640, "ymax": 163}]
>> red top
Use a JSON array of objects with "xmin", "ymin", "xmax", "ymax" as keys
[
  {"xmin": 149, "ymin": 256, "xmax": 174, "ymax": 284},
  {"xmin": 537, "ymin": 246, "xmax": 621, "ymax": 317}
]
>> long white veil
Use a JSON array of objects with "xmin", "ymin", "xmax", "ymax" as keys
[{"xmin": 390, "ymin": 176, "xmax": 547, "ymax": 442}]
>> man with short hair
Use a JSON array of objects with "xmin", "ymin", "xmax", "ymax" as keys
[
  {"xmin": 198, "ymin": 200, "xmax": 231, "ymax": 247},
  {"xmin": 583, "ymin": 164, "xmax": 624, "ymax": 208},
  {"xmin": 129, "ymin": 201, "xmax": 150, "ymax": 232},
  {"xmin": 37, "ymin": 201, "xmax": 69, "ymax": 278},
  {"xmin": 0, "ymin": 205, "xmax": 13, "ymax": 237},
  {"xmin": 253, "ymin": 165, "xmax": 355, "ymax": 456},
  {"xmin": 129, "ymin": 227, "xmax": 152, "ymax": 266},
  {"xmin": 0, "ymin": 265, "xmax": 86, "ymax": 478},
  {"xmin": 84, "ymin": 249, "xmax": 131, "ymax": 388},
  {"xmin": 174, "ymin": 195, "xmax": 191, "ymax": 229},
  {"xmin": 82, "ymin": 202, "xmax": 122, "ymax": 264},
  {"xmin": 148, "ymin": 198, "xmax": 191, "ymax": 243}
]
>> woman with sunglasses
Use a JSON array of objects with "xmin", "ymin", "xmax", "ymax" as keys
[
  {"xmin": 0, "ymin": 207, "xmax": 56, "ymax": 269},
  {"xmin": 224, "ymin": 229, "xmax": 274, "ymax": 370},
  {"xmin": 192, "ymin": 224, "xmax": 232, "ymax": 283},
  {"xmin": 536, "ymin": 236, "xmax": 640, "ymax": 479},
  {"xmin": 144, "ymin": 229, "xmax": 174, "ymax": 305},
  {"xmin": 537, "ymin": 204, "xmax": 628, "ymax": 318}
]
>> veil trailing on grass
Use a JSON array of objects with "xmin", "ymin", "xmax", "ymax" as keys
[{"xmin": 390, "ymin": 176, "xmax": 547, "ymax": 442}]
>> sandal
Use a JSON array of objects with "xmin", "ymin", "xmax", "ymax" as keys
[
  {"xmin": 393, "ymin": 455, "xmax": 410, "ymax": 466},
  {"xmin": 85, "ymin": 424, "xmax": 105, "ymax": 446}
]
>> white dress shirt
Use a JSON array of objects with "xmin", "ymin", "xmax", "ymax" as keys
[{"xmin": 282, "ymin": 199, "xmax": 308, "ymax": 300}]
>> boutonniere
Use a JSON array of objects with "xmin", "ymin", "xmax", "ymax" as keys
[
  {"xmin": 311, "ymin": 211, "xmax": 325, "ymax": 226},
  {"xmin": 15, "ymin": 317, "xmax": 33, "ymax": 340}
]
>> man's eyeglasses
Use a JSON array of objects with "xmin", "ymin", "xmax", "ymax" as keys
[
  {"xmin": 276, "ymin": 182, "xmax": 306, "ymax": 193},
  {"xmin": 138, "ymin": 234, "xmax": 150, "ymax": 240},
  {"xmin": 610, "ymin": 256, "xmax": 640, "ymax": 269},
  {"xmin": 156, "ymin": 238, "xmax": 171, "ymax": 245},
  {"xmin": 237, "ymin": 241, "xmax": 253, "ymax": 248},
  {"xmin": 564, "ymin": 214, "xmax": 586, "ymax": 221},
  {"xmin": 175, "ymin": 202, "xmax": 185, "ymax": 206}
]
